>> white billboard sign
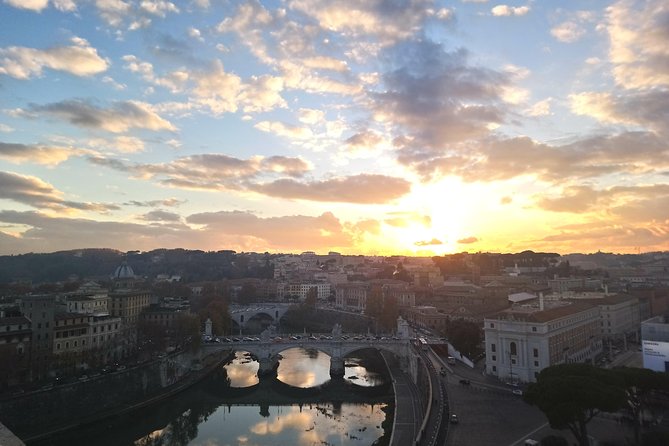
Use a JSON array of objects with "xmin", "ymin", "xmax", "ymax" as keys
[{"xmin": 642, "ymin": 340, "xmax": 669, "ymax": 372}]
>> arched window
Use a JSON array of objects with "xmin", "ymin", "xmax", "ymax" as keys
[{"xmin": 510, "ymin": 342, "xmax": 517, "ymax": 356}]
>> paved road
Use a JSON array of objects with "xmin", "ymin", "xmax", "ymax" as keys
[{"xmin": 386, "ymin": 354, "xmax": 423, "ymax": 446}]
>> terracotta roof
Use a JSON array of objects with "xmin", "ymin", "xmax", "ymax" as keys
[{"xmin": 489, "ymin": 301, "xmax": 597, "ymax": 323}]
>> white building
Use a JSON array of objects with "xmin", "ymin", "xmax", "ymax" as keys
[
  {"xmin": 277, "ymin": 282, "xmax": 331, "ymax": 301},
  {"xmin": 484, "ymin": 301, "xmax": 602, "ymax": 383},
  {"xmin": 641, "ymin": 316, "xmax": 669, "ymax": 372},
  {"xmin": 335, "ymin": 282, "xmax": 370, "ymax": 311}
]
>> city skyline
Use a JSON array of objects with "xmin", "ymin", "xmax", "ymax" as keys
[{"xmin": 1, "ymin": 0, "xmax": 668, "ymax": 256}]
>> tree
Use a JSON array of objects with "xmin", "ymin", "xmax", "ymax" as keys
[
  {"xmin": 365, "ymin": 285, "xmax": 384, "ymax": 332},
  {"xmin": 304, "ymin": 287, "xmax": 317, "ymax": 308},
  {"xmin": 612, "ymin": 366, "xmax": 669, "ymax": 444},
  {"xmin": 380, "ymin": 295, "xmax": 399, "ymax": 332},
  {"xmin": 238, "ymin": 283, "xmax": 256, "ymax": 304},
  {"xmin": 445, "ymin": 320, "xmax": 481, "ymax": 357},
  {"xmin": 524, "ymin": 364, "xmax": 626, "ymax": 446}
]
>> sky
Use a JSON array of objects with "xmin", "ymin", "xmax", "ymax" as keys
[{"xmin": 0, "ymin": 0, "xmax": 668, "ymax": 256}]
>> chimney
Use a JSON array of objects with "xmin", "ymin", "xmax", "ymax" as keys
[{"xmin": 539, "ymin": 292, "xmax": 544, "ymax": 311}]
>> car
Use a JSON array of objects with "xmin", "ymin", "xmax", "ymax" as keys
[
  {"xmin": 440, "ymin": 369, "xmax": 447, "ymax": 377},
  {"xmin": 459, "ymin": 379, "xmax": 470, "ymax": 385},
  {"xmin": 450, "ymin": 414, "xmax": 459, "ymax": 424},
  {"xmin": 512, "ymin": 389, "xmax": 523, "ymax": 396}
]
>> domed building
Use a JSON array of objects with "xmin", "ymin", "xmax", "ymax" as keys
[
  {"xmin": 111, "ymin": 260, "xmax": 137, "ymax": 290},
  {"xmin": 109, "ymin": 259, "xmax": 151, "ymax": 357}
]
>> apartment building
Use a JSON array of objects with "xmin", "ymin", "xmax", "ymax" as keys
[{"xmin": 484, "ymin": 301, "xmax": 602, "ymax": 383}]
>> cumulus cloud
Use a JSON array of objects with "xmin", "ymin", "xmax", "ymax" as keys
[
  {"xmin": 371, "ymin": 39, "xmax": 509, "ymax": 171},
  {"xmin": 407, "ymin": 131, "xmax": 669, "ymax": 183},
  {"xmin": 250, "ymin": 174, "xmax": 411, "ymax": 204},
  {"xmin": 140, "ymin": 0, "xmax": 179, "ymax": 17},
  {"xmin": 551, "ymin": 21, "xmax": 587, "ymax": 43},
  {"xmin": 255, "ymin": 121, "xmax": 313, "ymax": 139},
  {"xmin": 607, "ymin": 0, "xmax": 669, "ymax": 89},
  {"xmin": 415, "ymin": 238, "xmax": 442, "ymax": 246},
  {"xmin": 570, "ymin": 90, "xmax": 669, "ymax": 135},
  {"xmin": 0, "ymin": 208, "xmax": 384, "ymax": 254},
  {"xmin": 88, "ymin": 152, "xmax": 312, "ymax": 192},
  {"xmin": 86, "ymin": 136, "xmax": 145, "ymax": 153},
  {"xmin": 289, "ymin": 0, "xmax": 436, "ymax": 44},
  {"xmin": 457, "ymin": 236, "xmax": 478, "ymax": 244},
  {"xmin": 0, "ymin": 171, "xmax": 118, "ymax": 213},
  {"xmin": 187, "ymin": 210, "xmax": 354, "ymax": 250},
  {"xmin": 4, "ymin": 0, "xmax": 49, "ymax": 11},
  {"xmin": 28, "ymin": 99, "xmax": 176, "ymax": 133},
  {"xmin": 0, "ymin": 37, "xmax": 109, "ymax": 79},
  {"xmin": 140, "ymin": 209, "xmax": 182, "ymax": 222},
  {"xmin": 491, "ymin": 5, "xmax": 529, "ymax": 16},
  {"xmin": 0, "ymin": 142, "xmax": 83, "ymax": 165}
]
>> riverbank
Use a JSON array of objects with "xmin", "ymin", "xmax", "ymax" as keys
[{"xmin": 0, "ymin": 348, "xmax": 232, "ymax": 443}]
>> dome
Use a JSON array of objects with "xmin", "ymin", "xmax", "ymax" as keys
[{"xmin": 113, "ymin": 261, "xmax": 135, "ymax": 279}]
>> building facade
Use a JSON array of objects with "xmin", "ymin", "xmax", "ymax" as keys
[{"xmin": 484, "ymin": 301, "xmax": 602, "ymax": 383}]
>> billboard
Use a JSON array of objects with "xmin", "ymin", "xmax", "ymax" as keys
[{"xmin": 642, "ymin": 340, "xmax": 669, "ymax": 372}]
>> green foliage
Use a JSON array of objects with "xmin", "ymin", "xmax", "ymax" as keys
[
  {"xmin": 524, "ymin": 364, "xmax": 626, "ymax": 446},
  {"xmin": 445, "ymin": 320, "xmax": 481, "ymax": 357}
]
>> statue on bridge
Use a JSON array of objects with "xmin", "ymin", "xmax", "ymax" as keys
[
  {"xmin": 331, "ymin": 323, "xmax": 342, "ymax": 340},
  {"xmin": 260, "ymin": 325, "xmax": 277, "ymax": 342}
]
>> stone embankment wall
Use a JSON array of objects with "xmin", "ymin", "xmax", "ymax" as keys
[{"xmin": 0, "ymin": 349, "xmax": 221, "ymax": 441}]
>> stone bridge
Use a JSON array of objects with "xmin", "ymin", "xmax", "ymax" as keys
[
  {"xmin": 204, "ymin": 335, "xmax": 415, "ymax": 378},
  {"xmin": 203, "ymin": 317, "xmax": 419, "ymax": 380},
  {"xmin": 228, "ymin": 303, "xmax": 291, "ymax": 329}
]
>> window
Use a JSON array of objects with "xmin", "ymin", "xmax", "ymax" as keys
[
  {"xmin": 512, "ymin": 359, "xmax": 517, "ymax": 365},
  {"xmin": 492, "ymin": 355, "xmax": 496, "ymax": 361},
  {"xmin": 533, "ymin": 348, "xmax": 538, "ymax": 358},
  {"xmin": 490, "ymin": 323, "xmax": 495, "ymax": 328},
  {"xmin": 510, "ymin": 342, "xmax": 517, "ymax": 356},
  {"xmin": 492, "ymin": 366, "xmax": 497, "ymax": 372},
  {"xmin": 491, "ymin": 343, "xmax": 496, "ymax": 353},
  {"xmin": 534, "ymin": 361, "xmax": 539, "ymax": 367},
  {"xmin": 532, "ymin": 326, "xmax": 537, "ymax": 332}
]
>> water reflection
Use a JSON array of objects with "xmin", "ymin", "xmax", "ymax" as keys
[
  {"xmin": 188, "ymin": 403, "xmax": 387, "ymax": 446},
  {"xmin": 277, "ymin": 348, "xmax": 331, "ymax": 388},
  {"xmin": 224, "ymin": 351, "xmax": 259, "ymax": 387},
  {"xmin": 344, "ymin": 357, "xmax": 384, "ymax": 387}
]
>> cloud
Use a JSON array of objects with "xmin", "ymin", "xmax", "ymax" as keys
[
  {"xmin": 123, "ymin": 198, "xmax": 185, "ymax": 207},
  {"xmin": 535, "ymin": 184, "xmax": 669, "ymax": 222},
  {"xmin": 524, "ymin": 98, "xmax": 553, "ymax": 117},
  {"xmin": 457, "ymin": 236, "xmax": 478, "ymax": 244},
  {"xmin": 255, "ymin": 121, "xmax": 313, "ymax": 139},
  {"xmin": 414, "ymin": 238, "xmax": 442, "ymax": 246},
  {"xmin": 140, "ymin": 209, "xmax": 182, "ymax": 222},
  {"xmin": 297, "ymin": 108, "xmax": 325, "ymax": 125},
  {"xmin": 88, "ymin": 152, "xmax": 312, "ymax": 192},
  {"xmin": 140, "ymin": 0, "xmax": 179, "ymax": 17},
  {"xmin": 405, "ymin": 131, "xmax": 669, "ymax": 183},
  {"xmin": 384, "ymin": 211, "xmax": 431, "ymax": 228},
  {"xmin": 250, "ymin": 174, "xmax": 411, "ymax": 204},
  {"xmin": 28, "ymin": 99, "xmax": 176, "ymax": 133},
  {"xmin": 491, "ymin": 5, "xmax": 529, "ymax": 16},
  {"xmin": 86, "ymin": 136, "xmax": 145, "ymax": 153},
  {"xmin": 0, "ymin": 37, "xmax": 109, "ymax": 79},
  {"xmin": 370, "ymin": 39, "xmax": 510, "ymax": 172},
  {"xmin": 551, "ymin": 21, "xmax": 587, "ymax": 43},
  {"xmin": 4, "ymin": 0, "xmax": 49, "ymax": 11},
  {"xmin": 570, "ymin": 90, "xmax": 669, "ymax": 136},
  {"xmin": 0, "ymin": 142, "xmax": 83, "ymax": 165},
  {"xmin": 607, "ymin": 0, "xmax": 669, "ymax": 89},
  {"xmin": 0, "ymin": 171, "xmax": 118, "ymax": 213},
  {"xmin": 0, "ymin": 208, "xmax": 380, "ymax": 254},
  {"xmin": 187, "ymin": 210, "xmax": 353, "ymax": 250},
  {"xmin": 288, "ymin": 0, "xmax": 436, "ymax": 44},
  {"xmin": 500, "ymin": 196, "xmax": 512, "ymax": 205}
]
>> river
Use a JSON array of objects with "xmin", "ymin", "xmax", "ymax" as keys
[{"xmin": 33, "ymin": 347, "xmax": 394, "ymax": 446}]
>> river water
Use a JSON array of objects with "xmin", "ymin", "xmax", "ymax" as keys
[{"xmin": 35, "ymin": 347, "xmax": 393, "ymax": 446}]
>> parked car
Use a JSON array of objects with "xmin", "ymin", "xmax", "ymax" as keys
[
  {"xmin": 512, "ymin": 389, "xmax": 524, "ymax": 396},
  {"xmin": 459, "ymin": 379, "xmax": 471, "ymax": 385},
  {"xmin": 450, "ymin": 414, "xmax": 459, "ymax": 424}
]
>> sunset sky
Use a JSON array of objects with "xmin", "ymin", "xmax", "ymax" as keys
[{"xmin": 0, "ymin": 0, "xmax": 668, "ymax": 256}]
